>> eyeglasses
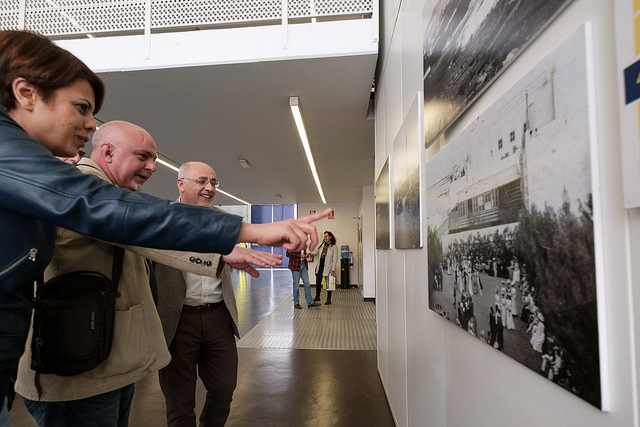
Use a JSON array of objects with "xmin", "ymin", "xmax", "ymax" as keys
[{"xmin": 180, "ymin": 177, "xmax": 220, "ymax": 188}]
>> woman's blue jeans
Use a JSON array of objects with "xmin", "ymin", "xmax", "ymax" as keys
[{"xmin": 24, "ymin": 383, "xmax": 134, "ymax": 427}]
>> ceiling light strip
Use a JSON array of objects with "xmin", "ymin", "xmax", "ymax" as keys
[
  {"xmin": 289, "ymin": 96, "xmax": 327, "ymax": 204},
  {"xmin": 216, "ymin": 188, "xmax": 252, "ymax": 205},
  {"xmin": 156, "ymin": 157, "xmax": 179, "ymax": 172}
]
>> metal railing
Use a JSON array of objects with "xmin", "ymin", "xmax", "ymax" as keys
[{"xmin": 1, "ymin": 0, "xmax": 373, "ymax": 38}]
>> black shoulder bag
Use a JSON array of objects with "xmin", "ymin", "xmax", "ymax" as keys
[{"xmin": 31, "ymin": 247, "xmax": 124, "ymax": 376}]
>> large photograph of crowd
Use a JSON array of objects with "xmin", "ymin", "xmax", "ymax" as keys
[
  {"xmin": 422, "ymin": 0, "xmax": 573, "ymax": 147},
  {"xmin": 425, "ymin": 26, "xmax": 602, "ymax": 407}
]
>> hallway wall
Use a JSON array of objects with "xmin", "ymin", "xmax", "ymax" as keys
[{"xmin": 375, "ymin": 1, "xmax": 639, "ymax": 426}]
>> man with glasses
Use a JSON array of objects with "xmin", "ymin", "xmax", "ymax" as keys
[{"xmin": 155, "ymin": 161, "xmax": 244, "ymax": 427}]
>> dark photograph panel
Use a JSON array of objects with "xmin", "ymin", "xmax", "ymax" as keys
[
  {"xmin": 423, "ymin": 0, "xmax": 573, "ymax": 147},
  {"xmin": 376, "ymin": 157, "xmax": 391, "ymax": 249},
  {"xmin": 394, "ymin": 96, "xmax": 422, "ymax": 249}
]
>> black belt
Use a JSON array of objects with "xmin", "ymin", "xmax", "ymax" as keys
[{"xmin": 182, "ymin": 302, "xmax": 224, "ymax": 311}]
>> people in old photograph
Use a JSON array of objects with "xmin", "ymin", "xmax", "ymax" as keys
[{"xmin": 427, "ymin": 214, "xmax": 599, "ymax": 407}]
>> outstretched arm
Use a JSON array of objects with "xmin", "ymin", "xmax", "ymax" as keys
[
  {"xmin": 236, "ymin": 209, "xmax": 331, "ymax": 252},
  {"xmin": 222, "ymin": 246, "xmax": 283, "ymax": 278}
]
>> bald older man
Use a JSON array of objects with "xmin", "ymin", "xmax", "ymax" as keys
[
  {"xmin": 15, "ymin": 121, "xmax": 163, "ymax": 426},
  {"xmin": 155, "ymin": 162, "xmax": 242, "ymax": 427},
  {"xmin": 16, "ymin": 123, "xmax": 282, "ymax": 427}
]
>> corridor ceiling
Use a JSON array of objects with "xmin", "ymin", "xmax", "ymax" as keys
[{"xmin": 95, "ymin": 54, "xmax": 377, "ymax": 206}]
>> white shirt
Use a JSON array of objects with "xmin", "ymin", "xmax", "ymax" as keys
[{"xmin": 182, "ymin": 271, "xmax": 223, "ymax": 305}]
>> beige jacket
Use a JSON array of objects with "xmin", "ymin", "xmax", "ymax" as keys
[
  {"xmin": 15, "ymin": 158, "xmax": 223, "ymax": 402},
  {"xmin": 310, "ymin": 243, "xmax": 338, "ymax": 276}
]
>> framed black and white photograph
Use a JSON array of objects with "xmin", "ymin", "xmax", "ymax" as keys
[
  {"xmin": 393, "ymin": 94, "xmax": 423, "ymax": 249},
  {"xmin": 376, "ymin": 157, "xmax": 391, "ymax": 249},
  {"xmin": 422, "ymin": 0, "xmax": 574, "ymax": 147},
  {"xmin": 425, "ymin": 25, "xmax": 604, "ymax": 408}
]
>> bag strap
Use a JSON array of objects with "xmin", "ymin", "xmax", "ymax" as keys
[{"xmin": 111, "ymin": 246, "xmax": 125, "ymax": 295}]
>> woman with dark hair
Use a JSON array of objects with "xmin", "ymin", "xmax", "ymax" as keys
[
  {"xmin": 0, "ymin": 30, "xmax": 328, "ymax": 417},
  {"xmin": 309, "ymin": 231, "xmax": 338, "ymax": 305}
]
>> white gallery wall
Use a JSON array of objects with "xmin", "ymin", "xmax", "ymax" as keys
[{"xmin": 375, "ymin": 0, "xmax": 639, "ymax": 426}]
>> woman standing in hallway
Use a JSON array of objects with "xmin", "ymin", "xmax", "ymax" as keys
[{"xmin": 310, "ymin": 231, "xmax": 338, "ymax": 305}]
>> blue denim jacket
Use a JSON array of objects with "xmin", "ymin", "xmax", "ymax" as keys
[{"xmin": 0, "ymin": 107, "xmax": 242, "ymax": 381}]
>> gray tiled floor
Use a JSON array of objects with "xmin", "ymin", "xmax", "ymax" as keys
[{"xmin": 237, "ymin": 287, "xmax": 377, "ymax": 350}]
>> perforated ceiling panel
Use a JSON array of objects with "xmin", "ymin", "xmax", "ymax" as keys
[
  {"xmin": 25, "ymin": 0, "xmax": 145, "ymax": 35},
  {"xmin": 9, "ymin": 0, "xmax": 372, "ymax": 36},
  {"xmin": 288, "ymin": 0, "xmax": 372, "ymax": 18},
  {"xmin": 152, "ymin": 0, "xmax": 282, "ymax": 27},
  {"xmin": 0, "ymin": 0, "xmax": 21, "ymax": 30}
]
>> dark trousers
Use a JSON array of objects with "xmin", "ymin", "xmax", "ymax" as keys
[
  {"xmin": 159, "ymin": 305, "xmax": 238, "ymax": 427},
  {"xmin": 315, "ymin": 272, "xmax": 332, "ymax": 301},
  {"xmin": 0, "ymin": 367, "xmax": 13, "ymax": 412},
  {"xmin": 0, "ymin": 370, "xmax": 9, "ymax": 408}
]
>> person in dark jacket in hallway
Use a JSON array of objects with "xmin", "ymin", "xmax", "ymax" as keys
[{"xmin": 0, "ymin": 30, "xmax": 329, "ymax": 418}]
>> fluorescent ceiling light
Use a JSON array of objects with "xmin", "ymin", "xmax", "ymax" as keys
[
  {"xmin": 289, "ymin": 96, "xmax": 327, "ymax": 204},
  {"xmin": 156, "ymin": 156, "xmax": 180, "ymax": 172},
  {"xmin": 216, "ymin": 188, "xmax": 252, "ymax": 205}
]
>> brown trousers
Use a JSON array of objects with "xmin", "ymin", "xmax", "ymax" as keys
[{"xmin": 159, "ymin": 305, "xmax": 238, "ymax": 427}]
